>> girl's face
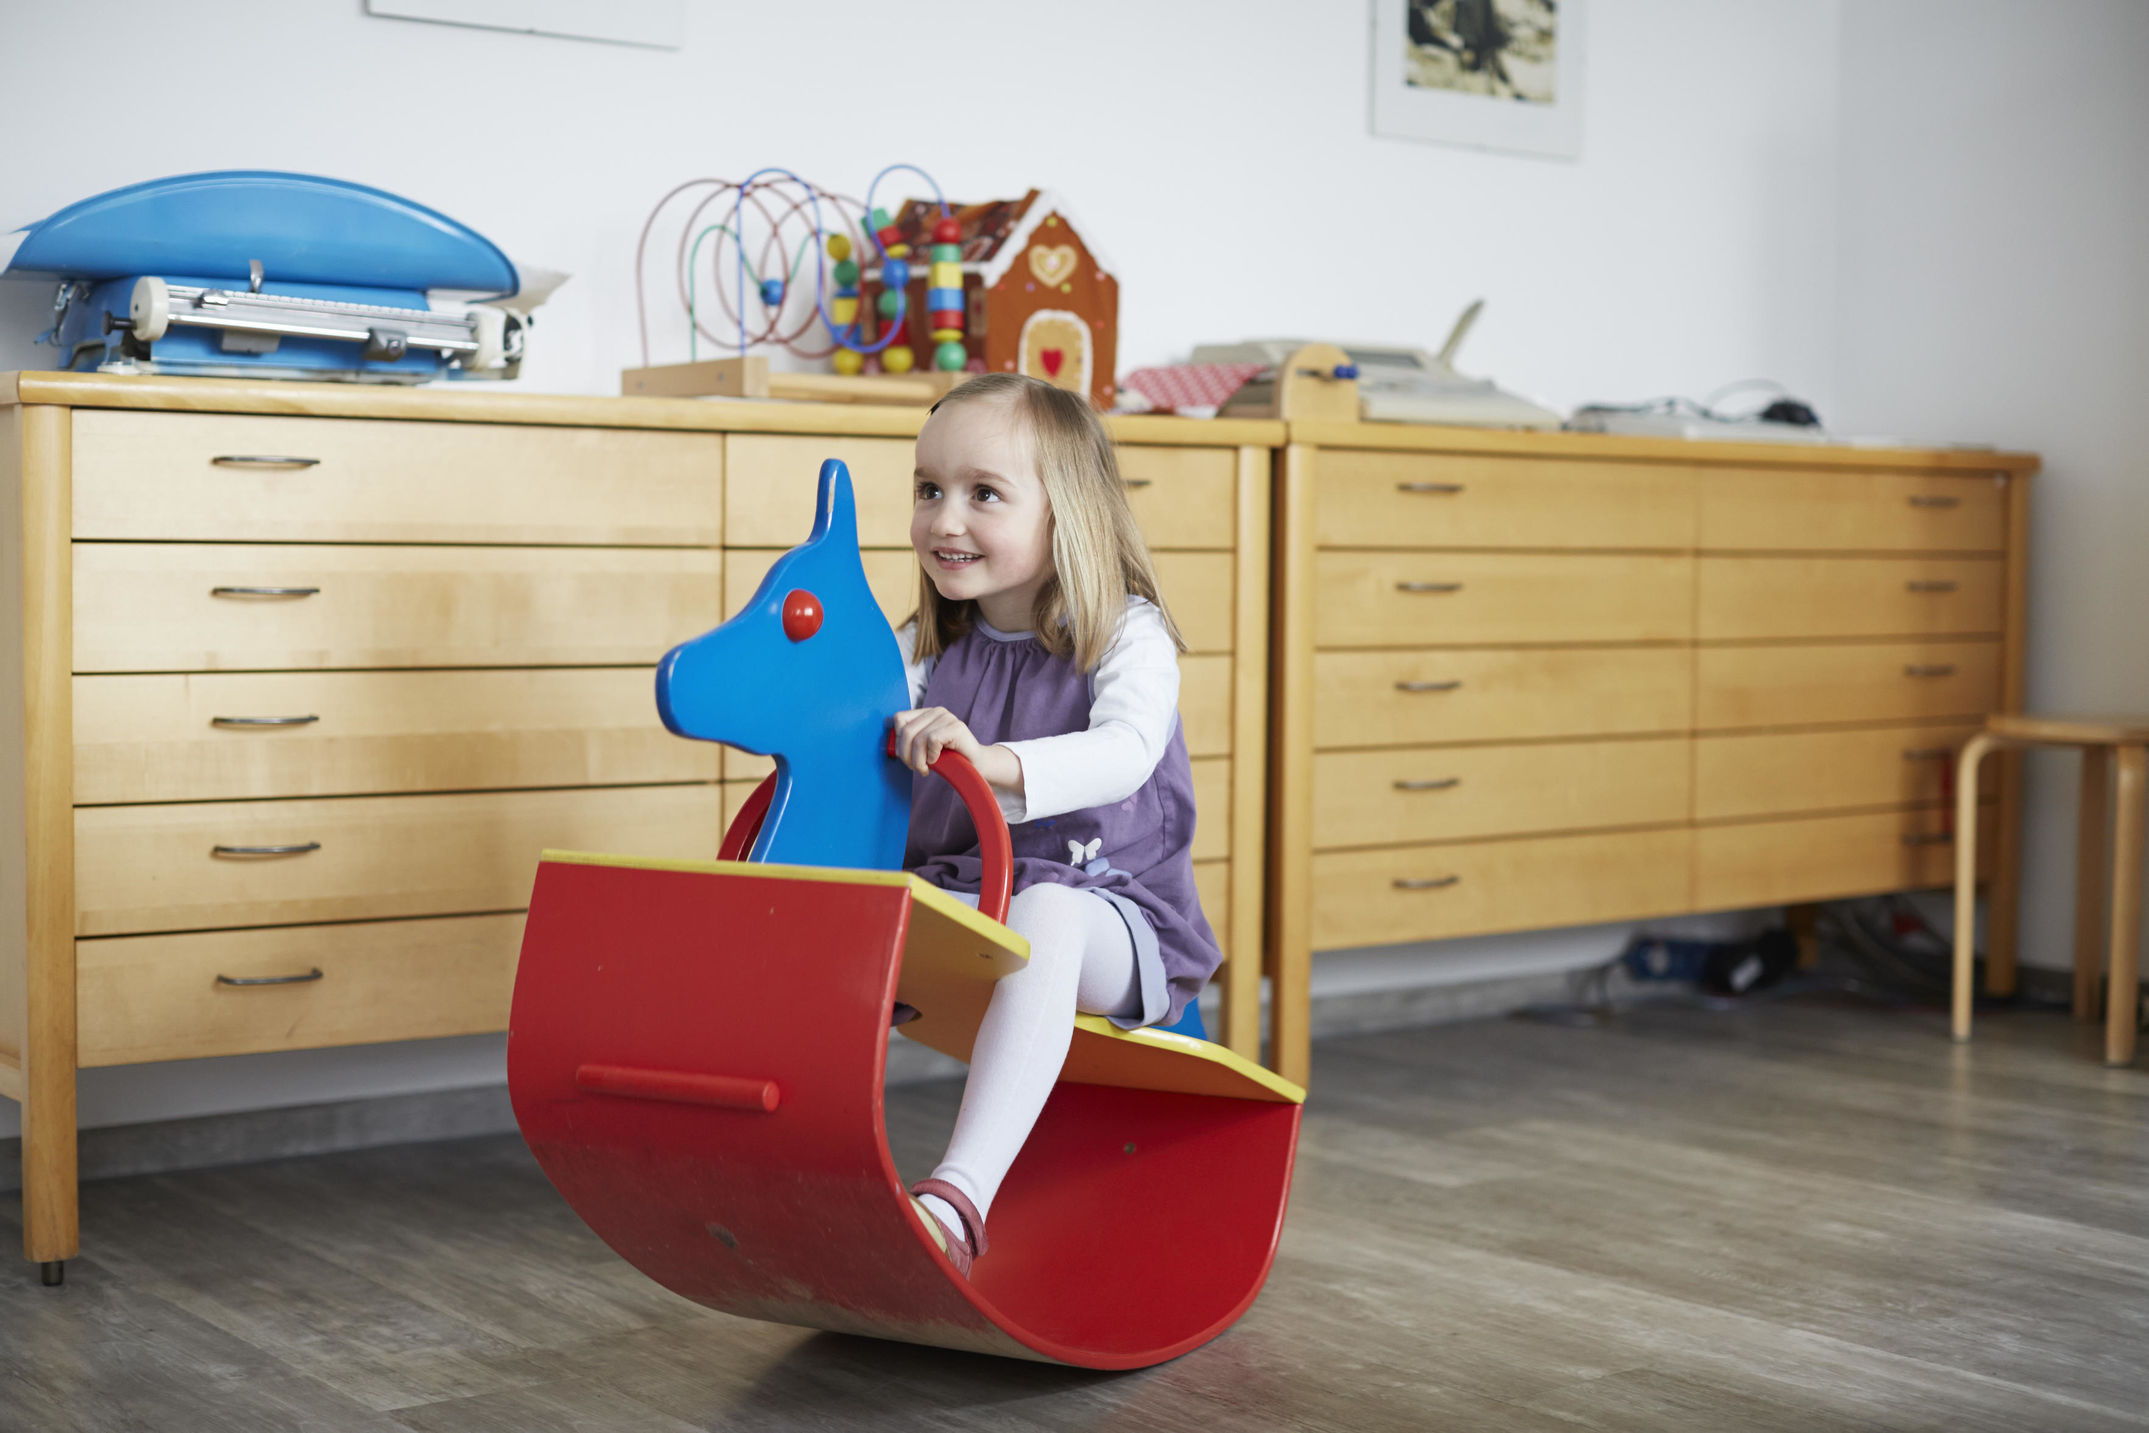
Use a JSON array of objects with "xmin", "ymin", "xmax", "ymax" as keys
[{"xmin": 912, "ymin": 396, "xmax": 1055, "ymax": 631}]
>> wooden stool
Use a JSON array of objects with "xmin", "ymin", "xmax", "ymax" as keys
[{"xmin": 1954, "ymin": 715, "xmax": 2148, "ymax": 1065}]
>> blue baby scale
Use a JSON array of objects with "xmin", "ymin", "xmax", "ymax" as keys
[{"xmin": 5, "ymin": 171, "xmax": 530, "ymax": 383}]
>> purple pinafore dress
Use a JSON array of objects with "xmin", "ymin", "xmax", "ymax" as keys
[{"xmin": 905, "ymin": 618, "xmax": 1222, "ymax": 1031}]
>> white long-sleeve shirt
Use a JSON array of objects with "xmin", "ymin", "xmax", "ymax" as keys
[{"xmin": 896, "ymin": 597, "xmax": 1181, "ymax": 825}]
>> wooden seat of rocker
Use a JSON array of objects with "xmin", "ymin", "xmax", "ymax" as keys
[{"xmin": 1985, "ymin": 714, "xmax": 2149, "ymax": 746}]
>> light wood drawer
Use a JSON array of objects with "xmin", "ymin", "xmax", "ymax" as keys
[
  {"xmin": 1190, "ymin": 757, "xmax": 1230, "ymax": 860},
  {"xmin": 1179, "ymin": 653, "xmax": 1233, "ymax": 757},
  {"xmin": 74, "ymin": 669, "xmax": 712, "ymax": 805},
  {"xmin": 1696, "ymin": 640, "xmax": 2000, "ymax": 730},
  {"xmin": 1316, "ymin": 552, "xmax": 1692, "ymax": 647},
  {"xmin": 1698, "ymin": 470, "xmax": 2007, "ymax": 552},
  {"xmin": 726, "ymin": 434, "xmax": 917, "ymax": 546},
  {"xmin": 1194, "ymin": 859, "xmax": 1229, "ymax": 962},
  {"xmin": 75, "ymin": 785, "xmax": 722, "ymax": 937},
  {"xmin": 76, "ymin": 912, "xmax": 522, "ymax": 1067},
  {"xmin": 718, "ymin": 647, "xmax": 1236, "ymax": 783},
  {"xmin": 1694, "ymin": 805, "xmax": 1997, "ymax": 910},
  {"xmin": 726, "ymin": 547, "xmax": 921, "ymax": 629},
  {"xmin": 1698, "ymin": 556, "xmax": 2003, "ymax": 640},
  {"xmin": 722, "ymin": 548, "xmax": 1233, "ymax": 653},
  {"xmin": 1314, "ymin": 451, "xmax": 1694, "ymax": 550},
  {"xmin": 1314, "ymin": 648, "xmax": 1693, "ymax": 748},
  {"xmin": 72, "ymin": 410, "xmax": 721, "ymax": 545},
  {"xmin": 1694, "ymin": 722, "xmax": 1983, "ymax": 820},
  {"xmin": 1311, "ymin": 827, "xmax": 1692, "ymax": 949},
  {"xmin": 1312, "ymin": 737, "xmax": 1689, "ymax": 849},
  {"xmin": 725, "ymin": 758, "xmax": 1231, "ymax": 860},
  {"xmin": 725, "ymin": 434, "xmax": 1238, "ymax": 551},
  {"xmin": 1115, "ymin": 446, "xmax": 1237, "ymax": 548},
  {"xmin": 73, "ymin": 544, "xmax": 720, "ymax": 673}
]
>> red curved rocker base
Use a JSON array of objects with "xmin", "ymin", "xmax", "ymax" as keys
[{"xmin": 509, "ymin": 852, "xmax": 1304, "ymax": 1368}]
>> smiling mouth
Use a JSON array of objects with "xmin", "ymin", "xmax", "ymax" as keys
[{"xmin": 932, "ymin": 549, "xmax": 982, "ymax": 566}]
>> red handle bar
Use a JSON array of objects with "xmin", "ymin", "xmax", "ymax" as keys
[{"xmin": 715, "ymin": 739, "xmax": 1014, "ymax": 927}]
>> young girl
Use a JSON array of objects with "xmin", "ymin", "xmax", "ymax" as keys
[{"xmin": 889, "ymin": 373, "xmax": 1221, "ymax": 1276}]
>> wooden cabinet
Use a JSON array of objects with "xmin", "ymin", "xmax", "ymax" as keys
[
  {"xmin": 1269, "ymin": 423, "xmax": 2035, "ymax": 1088},
  {"xmin": 0, "ymin": 372, "xmax": 1278, "ymax": 1281}
]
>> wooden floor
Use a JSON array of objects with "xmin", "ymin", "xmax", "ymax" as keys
[{"xmin": 3, "ymin": 996, "xmax": 2145, "ymax": 1431}]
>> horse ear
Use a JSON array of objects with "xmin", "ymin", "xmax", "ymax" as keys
[{"xmin": 808, "ymin": 459, "xmax": 860, "ymax": 548}]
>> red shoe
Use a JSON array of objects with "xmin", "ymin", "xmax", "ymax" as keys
[{"xmin": 908, "ymin": 1178, "xmax": 988, "ymax": 1278}]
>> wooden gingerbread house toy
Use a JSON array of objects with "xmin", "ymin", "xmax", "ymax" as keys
[{"xmin": 862, "ymin": 189, "xmax": 1119, "ymax": 410}]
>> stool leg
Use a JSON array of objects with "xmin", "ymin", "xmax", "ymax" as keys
[
  {"xmin": 1953, "ymin": 733, "xmax": 1998, "ymax": 1042},
  {"xmin": 2074, "ymin": 746, "xmax": 2111, "ymax": 1021},
  {"xmin": 2105, "ymin": 746, "xmax": 2144, "ymax": 1067}
]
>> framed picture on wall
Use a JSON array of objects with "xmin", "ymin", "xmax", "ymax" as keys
[{"xmin": 1370, "ymin": 0, "xmax": 1586, "ymax": 159}]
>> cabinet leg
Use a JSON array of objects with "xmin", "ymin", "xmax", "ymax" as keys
[
  {"xmin": 2106, "ymin": 747, "xmax": 2144, "ymax": 1067},
  {"xmin": 39, "ymin": 1260, "xmax": 63, "ymax": 1287}
]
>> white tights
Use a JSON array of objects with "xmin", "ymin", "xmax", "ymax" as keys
[{"xmin": 916, "ymin": 883, "xmax": 1141, "ymax": 1236}]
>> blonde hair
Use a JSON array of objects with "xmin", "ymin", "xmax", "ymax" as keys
[{"xmin": 908, "ymin": 373, "xmax": 1186, "ymax": 671}]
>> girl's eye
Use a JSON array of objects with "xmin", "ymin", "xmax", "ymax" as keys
[
  {"xmin": 973, "ymin": 485, "xmax": 1001, "ymax": 503},
  {"xmin": 915, "ymin": 482, "xmax": 941, "ymax": 501}
]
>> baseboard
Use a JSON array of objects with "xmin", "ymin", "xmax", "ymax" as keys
[{"xmin": 0, "ymin": 968, "xmax": 1581, "ymax": 1193}]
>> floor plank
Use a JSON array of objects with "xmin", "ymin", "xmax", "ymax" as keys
[{"xmin": 2, "ymin": 996, "xmax": 2143, "ymax": 1431}]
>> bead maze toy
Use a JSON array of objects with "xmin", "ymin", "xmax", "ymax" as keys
[
  {"xmin": 621, "ymin": 165, "xmax": 977, "ymax": 406},
  {"xmin": 508, "ymin": 459, "xmax": 1304, "ymax": 1367}
]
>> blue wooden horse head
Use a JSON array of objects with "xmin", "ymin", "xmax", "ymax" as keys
[{"xmin": 656, "ymin": 460, "xmax": 912, "ymax": 870}]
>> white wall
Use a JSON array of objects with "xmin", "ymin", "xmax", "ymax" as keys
[
  {"xmin": 1832, "ymin": 0, "xmax": 2149, "ymax": 973},
  {"xmin": 2, "ymin": 0, "xmax": 1856, "ymax": 1136}
]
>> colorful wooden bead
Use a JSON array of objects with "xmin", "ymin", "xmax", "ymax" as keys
[
  {"xmin": 886, "ymin": 242, "xmax": 911, "ymax": 259},
  {"xmin": 934, "ymin": 340, "xmax": 967, "ymax": 371},
  {"xmin": 930, "ymin": 327, "xmax": 963, "ymax": 343},
  {"xmin": 926, "ymin": 286, "xmax": 963, "ymax": 310},
  {"xmin": 928, "ymin": 262, "xmax": 962, "ymax": 290},
  {"xmin": 881, "ymin": 257, "xmax": 910, "ymax": 290},
  {"xmin": 932, "ymin": 216, "xmax": 962, "ymax": 244},
  {"xmin": 882, "ymin": 345, "xmax": 915, "ymax": 375},
  {"xmin": 832, "ymin": 347, "xmax": 865, "ymax": 376},
  {"xmin": 929, "ymin": 310, "xmax": 963, "ymax": 330},
  {"xmin": 931, "ymin": 242, "xmax": 962, "ymax": 264},
  {"xmin": 825, "ymin": 233, "xmax": 851, "ymax": 262},
  {"xmin": 832, "ymin": 258, "xmax": 859, "ymax": 287},
  {"xmin": 759, "ymin": 278, "xmax": 784, "ymax": 307},
  {"xmin": 877, "ymin": 289, "xmax": 901, "ymax": 318},
  {"xmin": 831, "ymin": 296, "xmax": 858, "ymax": 324}
]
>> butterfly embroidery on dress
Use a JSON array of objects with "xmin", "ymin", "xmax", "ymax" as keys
[{"xmin": 1067, "ymin": 837, "xmax": 1102, "ymax": 867}]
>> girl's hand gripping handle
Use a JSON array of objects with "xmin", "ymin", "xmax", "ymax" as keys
[
  {"xmin": 715, "ymin": 739, "xmax": 1015, "ymax": 928},
  {"xmin": 885, "ymin": 732, "xmax": 1012, "ymax": 926}
]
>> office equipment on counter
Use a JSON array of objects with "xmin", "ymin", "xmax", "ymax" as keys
[
  {"xmin": 1569, "ymin": 382, "xmax": 1829, "ymax": 443},
  {"xmin": 2, "ymin": 171, "xmax": 545, "ymax": 382},
  {"xmin": 1195, "ymin": 301, "xmax": 1562, "ymax": 429}
]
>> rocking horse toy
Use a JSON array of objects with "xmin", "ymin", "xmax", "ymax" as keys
[{"xmin": 507, "ymin": 459, "xmax": 1304, "ymax": 1369}]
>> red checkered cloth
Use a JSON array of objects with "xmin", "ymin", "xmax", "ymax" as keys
[{"xmin": 1119, "ymin": 362, "xmax": 1267, "ymax": 414}]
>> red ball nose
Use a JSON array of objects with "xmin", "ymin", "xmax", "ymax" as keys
[{"xmin": 782, "ymin": 589, "xmax": 823, "ymax": 641}]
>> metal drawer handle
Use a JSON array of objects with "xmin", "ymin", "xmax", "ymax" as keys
[
  {"xmin": 211, "ymin": 455, "xmax": 320, "ymax": 469},
  {"xmin": 216, "ymin": 967, "xmax": 325, "ymax": 987},
  {"xmin": 1397, "ymin": 482, "xmax": 1466, "ymax": 495},
  {"xmin": 1394, "ymin": 777, "xmax": 1461, "ymax": 791},
  {"xmin": 1393, "ymin": 875, "xmax": 1461, "ymax": 890},
  {"xmin": 1396, "ymin": 581, "xmax": 1464, "ymax": 594},
  {"xmin": 1908, "ymin": 494, "xmax": 1960, "ymax": 509},
  {"xmin": 1901, "ymin": 832, "xmax": 1953, "ymax": 847},
  {"xmin": 1395, "ymin": 680, "xmax": 1463, "ymax": 693},
  {"xmin": 211, "ymin": 841, "xmax": 322, "ymax": 857},
  {"xmin": 211, "ymin": 585, "xmax": 320, "ymax": 599},
  {"xmin": 1902, "ymin": 747, "xmax": 1954, "ymax": 761},
  {"xmin": 1122, "ymin": 478, "xmax": 1153, "ymax": 489},
  {"xmin": 1903, "ymin": 664, "xmax": 1957, "ymax": 678},
  {"xmin": 211, "ymin": 714, "xmax": 321, "ymax": 728},
  {"xmin": 1906, "ymin": 580, "xmax": 1959, "ymax": 593}
]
